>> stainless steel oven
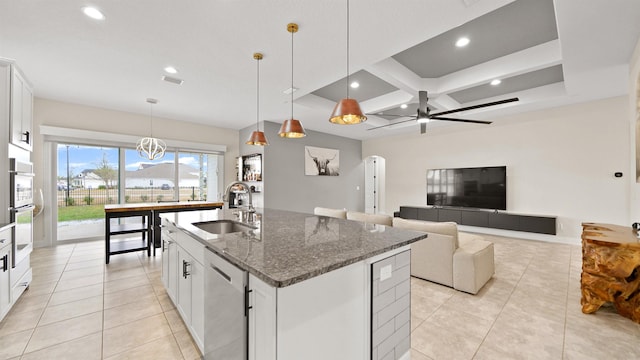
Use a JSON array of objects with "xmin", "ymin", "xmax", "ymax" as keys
[{"xmin": 9, "ymin": 159, "xmax": 34, "ymax": 268}]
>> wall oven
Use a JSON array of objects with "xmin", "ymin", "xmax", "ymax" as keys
[{"xmin": 9, "ymin": 159, "xmax": 34, "ymax": 267}]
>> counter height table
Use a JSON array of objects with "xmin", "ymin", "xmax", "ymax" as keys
[{"xmin": 104, "ymin": 201, "xmax": 223, "ymax": 264}]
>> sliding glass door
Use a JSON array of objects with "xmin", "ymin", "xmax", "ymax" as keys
[
  {"xmin": 57, "ymin": 144, "xmax": 120, "ymax": 241},
  {"xmin": 54, "ymin": 143, "xmax": 224, "ymax": 242}
]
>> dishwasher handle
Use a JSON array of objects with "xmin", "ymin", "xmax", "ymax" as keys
[
  {"xmin": 209, "ymin": 263, "xmax": 231, "ymax": 284},
  {"xmin": 210, "ymin": 264, "xmax": 232, "ymax": 283}
]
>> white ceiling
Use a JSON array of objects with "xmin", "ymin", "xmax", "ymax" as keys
[{"xmin": 1, "ymin": 0, "xmax": 639, "ymax": 140}]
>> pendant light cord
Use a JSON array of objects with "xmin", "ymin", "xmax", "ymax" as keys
[
  {"xmin": 291, "ymin": 27, "xmax": 294, "ymax": 120},
  {"xmin": 346, "ymin": 0, "xmax": 350, "ymax": 99},
  {"xmin": 149, "ymin": 102, "xmax": 154, "ymax": 138},
  {"xmin": 256, "ymin": 56, "xmax": 260, "ymax": 131}
]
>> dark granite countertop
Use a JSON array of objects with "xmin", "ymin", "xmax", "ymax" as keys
[{"xmin": 161, "ymin": 208, "xmax": 427, "ymax": 288}]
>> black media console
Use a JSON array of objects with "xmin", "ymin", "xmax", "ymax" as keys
[{"xmin": 395, "ymin": 206, "xmax": 557, "ymax": 235}]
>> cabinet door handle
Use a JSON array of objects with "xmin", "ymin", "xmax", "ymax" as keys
[
  {"xmin": 245, "ymin": 287, "xmax": 253, "ymax": 317},
  {"xmin": 2, "ymin": 255, "xmax": 8, "ymax": 272},
  {"xmin": 0, "ymin": 238, "xmax": 6, "ymax": 244},
  {"xmin": 183, "ymin": 260, "xmax": 191, "ymax": 279},
  {"xmin": 22, "ymin": 131, "xmax": 30, "ymax": 144}
]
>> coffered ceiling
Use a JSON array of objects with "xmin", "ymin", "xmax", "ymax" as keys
[{"xmin": 1, "ymin": 0, "xmax": 639, "ymax": 140}]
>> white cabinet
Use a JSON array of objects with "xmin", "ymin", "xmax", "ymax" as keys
[
  {"xmin": 161, "ymin": 220, "xmax": 205, "ymax": 352},
  {"xmin": 161, "ymin": 222, "xmax": 178, "ymax": 301},
  {"xmin": 176, "ymin": 246, "xmax": 193, "ymax": 321},
  {"xmin": 248, "ymin": 274, "xmax": 276, "ymax": 360},
  {"xmin": 9, "ymin": 66, "xmax": 33, "ymax": 152},
  {"xmin": 0, "ymin": 227, "xmax": 12, "ymax": 321}
]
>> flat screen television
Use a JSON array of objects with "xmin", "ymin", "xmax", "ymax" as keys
[{"xmin": 426, "ymin": 166, "xmax": 506, "ymax": 210}]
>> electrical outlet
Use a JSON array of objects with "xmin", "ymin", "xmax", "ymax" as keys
[{"xmin": 380, "ymin": 264, "xmax": 392, "ymax": 281}]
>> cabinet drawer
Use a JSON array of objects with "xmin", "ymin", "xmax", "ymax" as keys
[
  {"xmin": 176, "ymin": 232, "xmax": 205, "ymax": 265},
  {"xmin": 0, "ymin": 228, "xmax": 11, "ymax": 251},
  {"xmin": 11, "ymin": 266, "xmax": 31, "ymax": 303}
]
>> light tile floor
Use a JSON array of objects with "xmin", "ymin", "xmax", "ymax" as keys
[
  {"xmin": 0, "ymin": 234, "xmax": 638, "ymax": 359},
  {"xmin": 410, "ymin": 234, "xmax": 640, "ymax": 360}
]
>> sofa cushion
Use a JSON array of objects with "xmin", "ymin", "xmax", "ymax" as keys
[
  {"xmin": 346, "ymin": 211, "xmax": 393, "ymax": 226},
  {"xmin": 392, "ymin": 218, "xmax": 459, "ymax": 248},
  {"xmin": 314, "ymin": 207, "xmax": 347, "ymax": 219}
]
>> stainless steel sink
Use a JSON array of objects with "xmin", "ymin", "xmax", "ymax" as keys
[{"xmin": 193, "ymin": 220, "xmax": 256, "ymax": 235}]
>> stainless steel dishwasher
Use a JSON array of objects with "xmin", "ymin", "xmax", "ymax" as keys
[{"xmin": 204, "ymin": 249, "xmax": 248, "ymax": 360}]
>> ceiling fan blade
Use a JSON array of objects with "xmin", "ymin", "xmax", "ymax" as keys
[
  {"xmin": 430, "ymin": 116, "xmax": 492, "ymax": 124},
  {"xmin": 365, "ymin": 113, "xmax": 417, "ymax": 118},
  {"xmin": 420, "ymin": 122, "xmax": 426, "ymax": 134},
  {"xmin": 367, "ymin": 118, "xmax": 417, "ymax": 130},
  {"xmin": 418, "ymin": 91, "xmax": 428, "ymax": 114},
  {"xmin": 431, "ymin": 97, "xmax": 519, "ymax": 117}
]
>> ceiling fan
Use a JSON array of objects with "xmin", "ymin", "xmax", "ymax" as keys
[{"xmin": 367, "ymin": 91, "xmax": 519, "ymax": 134}]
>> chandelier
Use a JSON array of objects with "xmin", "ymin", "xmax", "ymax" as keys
[{"xmin": 137, "ymin": 98, "xmax": 166, "ymax": 160}]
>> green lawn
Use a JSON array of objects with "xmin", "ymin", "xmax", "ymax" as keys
[{"xmin": 58, "ymin": 204, "xmax": 105, "ymax": 222}]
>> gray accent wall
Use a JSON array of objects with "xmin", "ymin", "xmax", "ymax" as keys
[{"xmin": 239, "ymin": 121, "xmax": 364, "ymax": 214}]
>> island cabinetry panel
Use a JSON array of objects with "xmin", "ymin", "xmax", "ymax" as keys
[
  {"xmin": 161, "ymin": 221, "xmax": 178, "ymax": 301},
  {"xmin": 248, "ymin": 274, "xmax": 276, "ymax": 360},
  {"xmin": 247, "ymin": 247, "xmax": 411, "ymax": 360},
  {"xmin": 161, "ymin": 219, "xmax": 205, "ymax": 352},
  {"xmin": 371, "ymin": 250, "xmax": 411, "ymax": 360}
]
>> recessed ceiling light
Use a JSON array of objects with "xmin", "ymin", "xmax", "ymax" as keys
[
  {"xmin": 455, "ymin": 37, "xmax": 470, "ymax": 47},
  {"xmin": 164, "ymin": 66, "xmax": 178, "ymax": 74},
  {"xmin": 490, "ymin": 79, "xmax": 501, "ymax": 86},
  {"xmin": 400, "ymin": 104, "xmax": 408, "ymax": 109},
  {"xmin": 82, "ymin": 6, "xmax": 105, "ymax": 20},
  {"xmin": 350, "ymin": 81, "xmax": 360, "ymax": 89}
]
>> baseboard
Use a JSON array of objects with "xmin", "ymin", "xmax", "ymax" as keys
[{"xmin": 457, "ymin": 224, "xmax": 580, "ymax": 245}]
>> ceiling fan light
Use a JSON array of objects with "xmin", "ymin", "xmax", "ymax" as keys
[
  {"xmin": 417, "ymin": 118, "xmax": 430, "ymax": 124},
  {"xmin": 329, "ymin": 98, "xmax": 367, "ymax": 125},
  {"xmin": 278, "ymin": 119, "xmax": 306, "ymax": 138},
  {"xmin": 246, "ymin": 131, "xmax": 269, "ymax": 145}
]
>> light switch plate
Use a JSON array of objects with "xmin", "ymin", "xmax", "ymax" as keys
[{"xmin": 380, "ymin": 264, "xmax": 392, "ymax": 281}]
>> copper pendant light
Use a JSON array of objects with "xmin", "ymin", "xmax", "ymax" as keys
[
  {"xmin": 329, "ymin": 0, "xmax": 367, "ymax": 125},
  {"xmin": 278, "ymin": 23, "xmax": 306, "ymax": 138},
  {"xmin": 246, "ymin": 52, "xmax": 269, "ymax": 146}
]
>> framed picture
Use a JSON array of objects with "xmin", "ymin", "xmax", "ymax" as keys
[{"xmin": 305, "ymin": 146, "xmax": 339, "ymax": 176}]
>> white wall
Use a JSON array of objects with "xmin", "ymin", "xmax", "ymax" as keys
[
  {"xmin": 32, "ymin": 98, "xmax": 239, "ymax": 246},
  {"xmin": 363, "ymin": 96, "xmax": 630, "ymax": 241},
  {"xmin": 628, "ymin": 36, "xmax": 640, "ymax": 223}
]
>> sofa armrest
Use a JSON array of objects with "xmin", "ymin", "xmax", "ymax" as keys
[{"xmin": 410, "ymin": 233, "xmax": 456, "ymax": 287}]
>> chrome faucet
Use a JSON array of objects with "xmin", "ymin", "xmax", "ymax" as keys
[{"xmin": 224, "ymin": 181, "xmax": 254, "ymax": 212}]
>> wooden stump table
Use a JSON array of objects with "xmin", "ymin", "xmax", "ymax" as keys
[{"xmin": 581, "ymin": 222, "xmax": 640, "ymax": 323}]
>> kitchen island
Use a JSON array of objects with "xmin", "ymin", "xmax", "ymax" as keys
[{"xmin": 160, "ymin": 208, "xmax": 428, "ymax": 360}]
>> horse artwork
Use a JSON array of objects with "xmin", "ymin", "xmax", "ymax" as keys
[{"xmin": 305, "ymin": 146, "xmax": 340, "ymax": 176}]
